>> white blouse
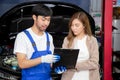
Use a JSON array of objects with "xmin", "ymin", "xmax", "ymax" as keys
[{"xmin": 72, "ymin": 35, "xmax": 90, "ymax": 80}]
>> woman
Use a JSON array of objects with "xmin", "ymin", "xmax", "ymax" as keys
[{"xmin": 61, "ymin": 12, "xmax": 100, "ymax": 80}]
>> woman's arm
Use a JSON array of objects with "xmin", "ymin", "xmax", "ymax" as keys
[{"xmin": 76, "ymin": 36, "xmax": 100, "ymax": 71}]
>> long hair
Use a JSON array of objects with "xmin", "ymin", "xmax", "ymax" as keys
[{"xmin": 67, "ymin": 11, "xmax": 92, "ymax": 47}]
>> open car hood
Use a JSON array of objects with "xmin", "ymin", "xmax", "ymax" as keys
[{"xmin": 0, "ymin": 1, "xmax": 95, "ymax": 46}]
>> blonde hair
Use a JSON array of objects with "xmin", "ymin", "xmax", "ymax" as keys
[{"xmin": 67, "ymin": 11, "xmax": 92, "ymax": 47}]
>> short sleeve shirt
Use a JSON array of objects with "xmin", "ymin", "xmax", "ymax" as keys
[{"xmin": 13, "ymin": 28, "xmax": 54, "ymax": 59}]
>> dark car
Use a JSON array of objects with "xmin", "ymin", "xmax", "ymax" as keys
[{"xmin": 0, "ymin": 1, "xmax": 95, "ymax": 80}]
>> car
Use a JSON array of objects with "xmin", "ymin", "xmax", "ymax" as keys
[{"xmin": 0, "ymin": 1, "xmax": 95, "ymax": 80}]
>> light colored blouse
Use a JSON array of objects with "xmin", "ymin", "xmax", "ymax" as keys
[{"xmin": 72, "ymin": 35, "xmax": 89, "ymax": 80}]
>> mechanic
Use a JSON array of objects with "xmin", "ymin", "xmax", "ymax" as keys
[{"xmin": 13, "ymin": 4, "xmax": 60, "ymax": 80}]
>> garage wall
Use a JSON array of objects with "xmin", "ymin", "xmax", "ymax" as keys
[{"xmin": 0, "ymin": 0, "xmax": 90, "ymax": 17}]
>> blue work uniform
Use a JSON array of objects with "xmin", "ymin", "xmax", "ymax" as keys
[{"xmin": 22, "ymin": 30, "xmax": 52, "ymax": 80}]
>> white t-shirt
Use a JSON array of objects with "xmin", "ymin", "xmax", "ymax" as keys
[
  {"xmin": 72, "ymin": 35, "xmax": 89, "ymax": 80},
  {"xmin": 13, "ymin": 28, "xmax": 54, "ymax": 59}
]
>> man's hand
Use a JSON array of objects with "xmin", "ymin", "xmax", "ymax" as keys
[
  {"xmin": 41, "ymin": 54, "xmax": 60, "ymax": 63},
  {"xmin": 54, "ymin": 66, "xmax": 67, "ymax": 74}
]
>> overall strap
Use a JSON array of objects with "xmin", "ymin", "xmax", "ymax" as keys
[
  {"xmin": 23, "ymin": 30, "xmax": 38, "ymax": 51},
  {"xmin": 45, "ymin": 32, "xmax": 50, "ymax": 51}
]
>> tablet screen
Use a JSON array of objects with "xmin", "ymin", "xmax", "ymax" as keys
[{"xmin": 52, "ymin": 48, "xmax": 79, "ymax": 69}]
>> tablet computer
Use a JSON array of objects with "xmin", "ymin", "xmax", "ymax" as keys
[{"xmin": 52, "ymin": 48, "xmax": 79, "ymax": 69}]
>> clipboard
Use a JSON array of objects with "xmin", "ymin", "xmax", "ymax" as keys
[{"xmin": 52, "ymin": 48, "xmax": 79, "ymax": 69}]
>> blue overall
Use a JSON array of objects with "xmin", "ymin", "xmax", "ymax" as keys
[{"xmin": 22, "ymin": 30, "xmax": 52, "ymax": 80}]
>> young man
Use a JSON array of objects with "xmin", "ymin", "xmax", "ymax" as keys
[{"xmin": 14, "ymin": 4, "xmax": 60, "ymax": 80}]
